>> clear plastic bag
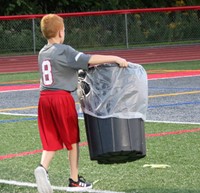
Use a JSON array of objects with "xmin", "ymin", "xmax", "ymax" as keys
[{"xmin": 78, "ymin": 62, "xmax": 148, "ymax": 120}]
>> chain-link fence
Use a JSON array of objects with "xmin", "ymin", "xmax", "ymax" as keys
[{"xmin": 0, "ymin": 7, "xmax": 200, "ymax": 55}]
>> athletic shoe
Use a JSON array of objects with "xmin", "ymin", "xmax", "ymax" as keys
[
  {"xmin": 68, "ymin": 176, "xmax": 92, "ymax": 190},
  {"xmin": 34, "ymin": 166, "xmax": 53, "ymax": 193}
]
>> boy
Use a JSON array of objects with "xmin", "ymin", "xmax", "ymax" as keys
[{"xmin": 34, "ymin": 14, "xmax": 128, "ymax": 193}]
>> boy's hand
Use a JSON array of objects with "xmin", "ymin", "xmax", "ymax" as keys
[
  {"xmin": 116, "ymin": 57, "xmax": 128, "ymax": 68},
  {"xmin": 88, "ymin": 55, "xmax": 128, "ymax": 67}
]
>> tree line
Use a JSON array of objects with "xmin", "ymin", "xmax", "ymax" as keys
[{"xmin": 0, "ymin": 0, "xmax": 199, "ymax": 16}]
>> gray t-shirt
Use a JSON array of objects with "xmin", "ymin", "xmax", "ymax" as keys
[{"xmin": 38, "ymin": 43, "xmax": 91, "ymax": 91}]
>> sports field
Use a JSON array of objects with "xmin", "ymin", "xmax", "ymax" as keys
[{"xmin": 0, "ymin": 49, "xmax": 200, "ymax": 193}]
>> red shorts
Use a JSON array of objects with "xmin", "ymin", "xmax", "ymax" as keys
[{"xmin": 38, "ymin": 90, "xmax": 80, "ymax": 151}]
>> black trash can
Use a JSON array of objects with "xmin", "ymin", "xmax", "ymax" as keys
[{"xmin": 78, "ymin": 63, "xmax": 148, "ymax": 164}]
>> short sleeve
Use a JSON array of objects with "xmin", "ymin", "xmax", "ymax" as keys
[{"xmin": 56, "ymin": 44, "xmax": 90, "ymax": 71}]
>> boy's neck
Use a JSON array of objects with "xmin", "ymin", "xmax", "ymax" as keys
[{"xmin": 48, "ymin": 37, "xmax": 61, "ymax": 45}]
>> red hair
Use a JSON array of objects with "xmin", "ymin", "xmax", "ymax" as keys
[{"xmin": 40, "ymin": 14, "xmax": 64, "ymax": 39}]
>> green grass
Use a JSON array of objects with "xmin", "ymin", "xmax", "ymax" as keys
[
  {"xmin": 0, "ymin": 116, "xmax": 200, "ymax": 193},
  {"xmin": 142, "ymin": 60, "xmax": 200, "ymax": 71},
  {"xmin": 0, "ymin": 72, "xmax": 39, "ymax": 84}
]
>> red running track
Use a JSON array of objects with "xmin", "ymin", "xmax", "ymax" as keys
[{"xmin": 0, "ymin": 44, "xmax": 200, "ymax": 74}]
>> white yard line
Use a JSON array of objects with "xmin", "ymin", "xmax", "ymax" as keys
[
  {"xmin": 0, "ymin": 112, "xmax": 38, "ymax": 116},
  {"xmin": 0, "ymin": 179, "xmax": 125, "ymax": 193},
  {"xmin": 0, "ymin": 112, "xmax": 199, "ymax": 125},
  {"xmin": 0, "ymin": 88, "xmax": 38, "ymax": 93},
  {"xmin": 146, "ymin": 119, "xmax": 200, "ymax": 125}
]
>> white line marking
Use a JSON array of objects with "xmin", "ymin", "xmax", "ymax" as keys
[
  {"xmin": 0, "ymin": 179, "xmax": 125, "ymax": 193},
  {"xmin": 0, "ymin": 112, "xmax": 84, "ymax": 119},
  {"xmin": 0, "ymin": 88, "xmax": 39, "ymax": 93},
  {"xmin": 0, "ymin": 112, "xmax": 37, "ymax": 116},
  {"xmin": 146, "ymin": 120, "xmax": 200, "ymax": 125},
  {"xmin": 0, "ymin": 112, "xmax": 199, "ymax": 124}
]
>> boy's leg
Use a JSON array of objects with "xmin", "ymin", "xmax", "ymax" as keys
[
  {"xmin": 34, "ymin": 150, "xmax": 55, "ymax": 193},
  {"xmin": 40, "ymin": 150, "xmax": 56, "ymax": 170},
  {"xmin": 68, "ymin": 143, "xmax": 79, "ymax": 182},
  {"xmin": 68, "ymin": 143, "xmax": 92, "ymax": 189}
]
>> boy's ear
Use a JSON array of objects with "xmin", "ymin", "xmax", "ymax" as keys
[{"xmin": 58, "ymin": 30, "xmax": 62, "ymax": 37}]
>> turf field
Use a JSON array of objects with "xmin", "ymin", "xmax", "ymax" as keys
[
  {"xmin": 0, "ymin": 117, "xmax": 200, "ymax": 193},
  {"xmin": 0, "ymin": 61, "xmax": 200, "ymax": 193}
]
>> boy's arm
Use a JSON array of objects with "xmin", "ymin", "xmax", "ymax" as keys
[{"xmin": 88, "ymin": 54, "xmax": 128, "ymax": 68}]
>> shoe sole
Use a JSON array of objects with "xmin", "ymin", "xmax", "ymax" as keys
[
  {"xmin": 34, "ymin": 167, "xmax": 53, "ymax": 193},
  {"xmin": 67, "ymin": 185, "xmax": 93, "ymax": 192}
]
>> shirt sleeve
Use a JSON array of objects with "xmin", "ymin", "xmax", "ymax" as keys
[{"xmin": 56, "ymin": 44, "xmax": 91, "ymax": 71}]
